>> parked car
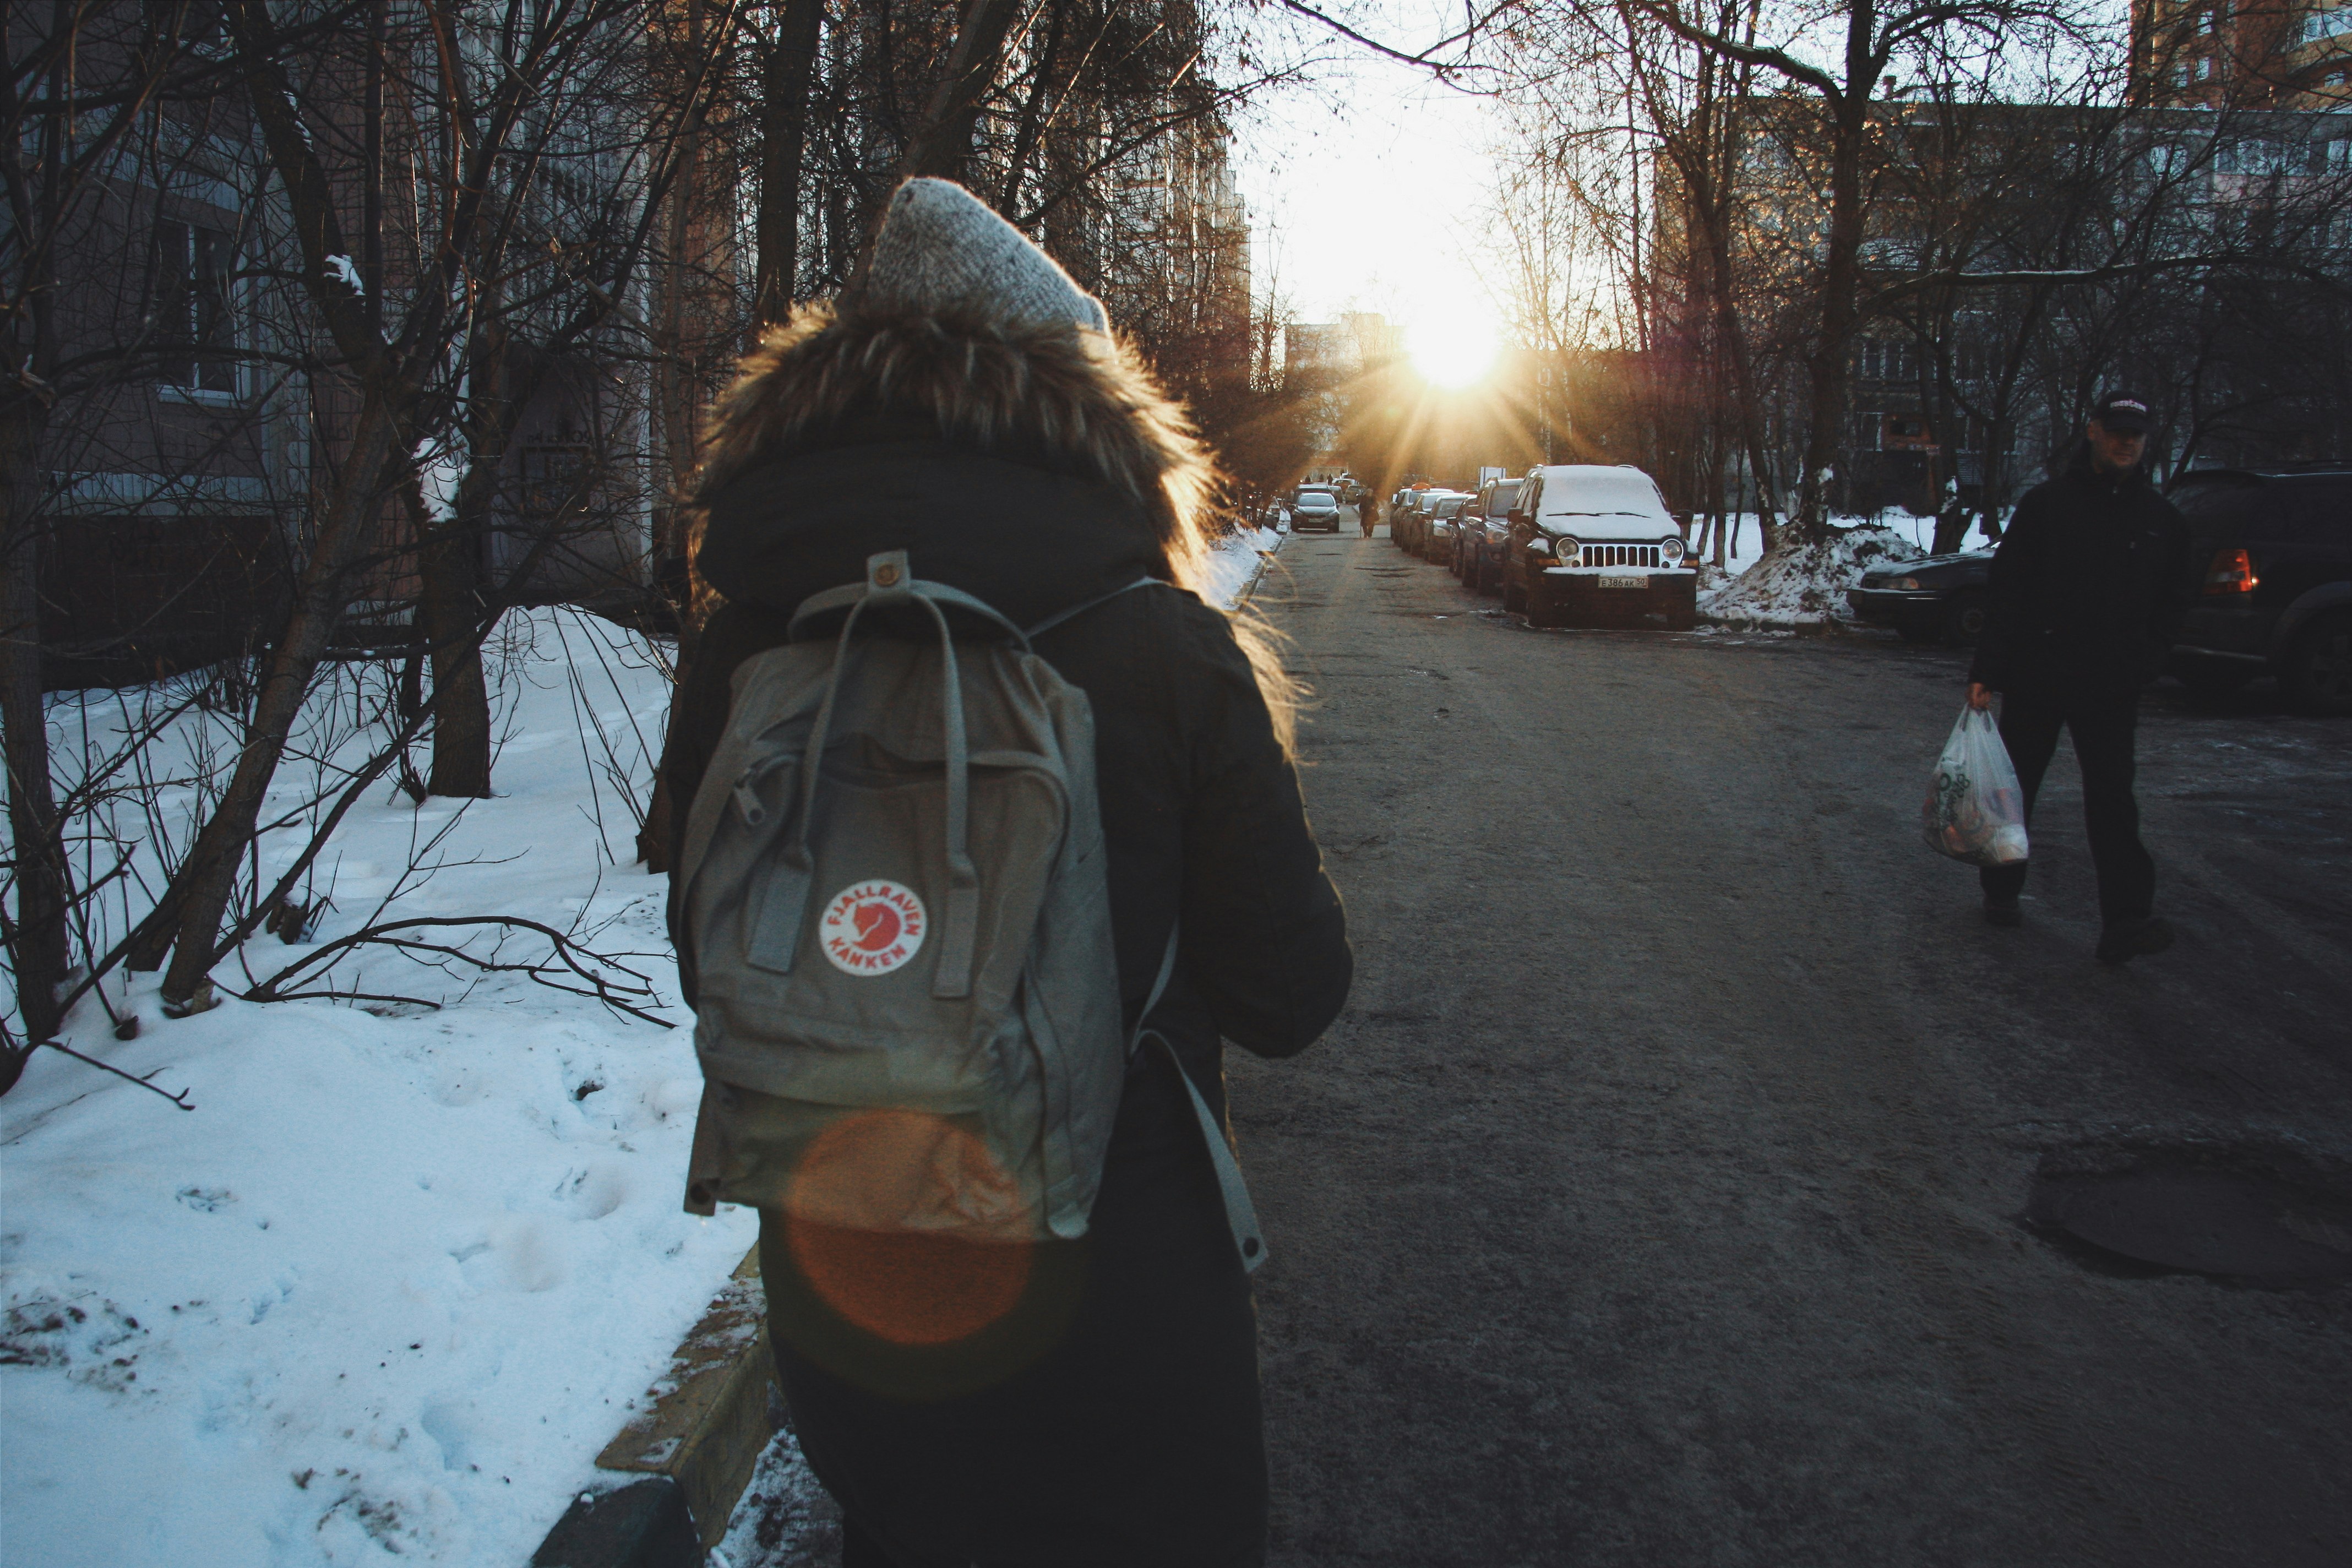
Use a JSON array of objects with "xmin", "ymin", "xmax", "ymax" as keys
[
  {"xmin": 1405, "ymin": 491, "xmax": 1467, "ymax": 557},
  {"xmin": 1393, "ymin": 489, "xmax": 1452, "ymax": 556},
  {"xmin": 1501, "ymin": 466, "xmax": 1695, "ymax": 629},
  {"xmin": 1453, "ymin": 477, "xmax": 1525, "ymax": 594},
  {"xmin": 2166, "ymin": 462, "xmax": 2352, "ymax": 714},
  {"xmin": 1422, "ymin": 494, "xmax": 1472, "ymax": 563},
  {"xmin": 1390, "ymin": 489, "xmax": 1424, "ymax": 551},
  {"xmin": 1292, "ymin": 486, "xmax": 1343, "ymax": 532},
  {"xmin": 1846, "ymin": 551, "xmax": 1994, "ymax": 644}
]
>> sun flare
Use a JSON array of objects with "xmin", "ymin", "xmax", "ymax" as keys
[{"xmin": 1407, "ymin": 308, "xmax": 1502, "ymax": 389}]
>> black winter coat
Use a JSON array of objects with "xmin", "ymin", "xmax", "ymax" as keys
[
  {"xmin": 661, "ymin": 384, "xmax": 1348, "ymax": 1561},
  {"xmin": 1969, "ymin": 445, "xmax": 2193, "ymax": 695}
]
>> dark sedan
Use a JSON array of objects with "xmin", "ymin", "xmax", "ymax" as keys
[
  {"xmin": 1453, "ymin": 477, "xmax": 1524, "ymax": 595},
  {"xmin": 1846, "ymin": 551, "xmax": 1992, "ymax": 645}
]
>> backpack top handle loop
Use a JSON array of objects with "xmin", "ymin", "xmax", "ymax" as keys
[{"xmin": 786, "ymin": 550, "xmax": 1035, "ymax": 652}]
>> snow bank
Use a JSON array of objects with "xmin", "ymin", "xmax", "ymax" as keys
[
  {"xmin": 1697, "ymin": 525, "xmax": 1924, "ymax": 630},
  {"xmin": 2, "ymin": 609, "xmax": 758, "ymax": 1567},
  {"xmin": 1202, "ymin": 522, "xmax": 1282, "ymax": 609}
]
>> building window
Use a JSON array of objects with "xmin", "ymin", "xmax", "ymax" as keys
[
  {"xmin": 1858, "ymin": 340, "xmax": 1914, "ymax": 383},
  {"xmin": 520, "ymin": 444, "xmax": 595, "ymax": 519},
  {"xmin": 155, "ymin": 219, "xmax": 237, "ymax": 394}
]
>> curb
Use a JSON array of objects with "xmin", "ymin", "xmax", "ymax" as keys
[
  {"xmin": 533, "ymin": 1246, "xmax": 777, "ymax": 1567},
  {"xmin": 1239, "ymin": 547, "xmax": 1277, "ymax": 606},
  {"xmin": 1695, "ymin": 611, "xmax": 1856, "ymax": 638}
]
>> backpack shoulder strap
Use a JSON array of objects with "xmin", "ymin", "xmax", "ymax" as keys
[
  {"xmin": 1133, "ymin": 924, "xmax": 1267, "ymax": 1274},
  {"xmin": 1025, "ymin": 576, "xmax": 1167, "ymax": 640}
]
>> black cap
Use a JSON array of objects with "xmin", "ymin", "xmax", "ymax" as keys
[{"xmin": 2090, "ymin": 393, "xmax": 2153, "ymax": 434}]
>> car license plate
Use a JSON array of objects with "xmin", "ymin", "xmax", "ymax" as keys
[{"xmin": 1597, "ymin": 574, "xmax": 1647, "ymax": 589}]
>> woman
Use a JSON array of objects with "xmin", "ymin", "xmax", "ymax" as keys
[{"xmin": 661, "ymin": 178, "xmax": 1352, "ymax": 1567}]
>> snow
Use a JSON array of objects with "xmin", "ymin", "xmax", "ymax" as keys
[
  {"xmin": 1203, "ymin": 521, "xmax": 1283, "ymax": 608},
  {"xmin": 709, "ymin": 1426, "xmax": 841, "ymax": 1567},
  {"xmin": 1696, "ymin": 520, "xmax": 1927, "ymax": 630},
  {"xmin": 323, "ymin": 254, "xmax": 365, "ymax": 297},
  {"xmin": 2, "ymin": 609, "xmax": 758, "ymax": 1567}
]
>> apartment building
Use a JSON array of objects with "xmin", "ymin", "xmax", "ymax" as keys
[{"xmin": 2133, "ymin": 0, "xmax": 2352, "ymax": 107}]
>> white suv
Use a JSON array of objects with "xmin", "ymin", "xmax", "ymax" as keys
[{"xmin": 1502, "ymin": 465, "xmax": 1696, "ymax": 630}]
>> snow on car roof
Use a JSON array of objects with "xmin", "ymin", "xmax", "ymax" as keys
[{"xmin": 1534, "ymin": 466, "xmax": 1673, "ymax": 525}]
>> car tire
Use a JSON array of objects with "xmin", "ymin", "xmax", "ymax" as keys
[
  {"xmin": 2282, "ymin": 610, "xmax": 2352, "ymax": 717},
  {"xmin": 1940, "ymin": 590, "xmax": 1988, "ymax": 647},
  {"xmin": 1525, "ymin": 570, "xmax": 1564, "ymax": 629},
  {"xmin": 1503, "ymin": 571, "xmax": 1527, "ymax": 615},
  {"xmin": 1479, "ymin": 553, "xmax": 1501, "ymax": 596}
]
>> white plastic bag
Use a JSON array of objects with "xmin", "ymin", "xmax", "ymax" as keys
[{"xmin": 1921, "ymin": 706, "xmax": 2029, "ymax": 865}]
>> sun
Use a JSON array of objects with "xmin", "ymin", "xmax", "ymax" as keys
[{"xmin": 1407, "ymin": 307, "xmax": 1502, "ymax": 389}]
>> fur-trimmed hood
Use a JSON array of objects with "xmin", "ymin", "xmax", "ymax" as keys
[{"xmin": 691, "ymin": 305, "xmax": 1221, "ymax": 627}]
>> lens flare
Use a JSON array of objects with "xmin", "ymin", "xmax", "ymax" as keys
[
  {"xmin": 783, "ymin": 1108, "xmax": 1033, "ymax": 1346},
  {"xmin": 1407, "ymin": 308, "xmax": 1501, "ymax": 388}
]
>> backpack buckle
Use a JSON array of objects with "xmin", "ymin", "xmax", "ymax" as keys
[{"xmin": 867, "ymin": 550, "xmax": 910, "ymax": 594}]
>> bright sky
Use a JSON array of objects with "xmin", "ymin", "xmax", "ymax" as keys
[{"xmin": 1228, "ymin": 12, "xmax": 1506, "ymax": 368}]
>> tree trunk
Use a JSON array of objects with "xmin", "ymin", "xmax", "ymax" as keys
[
  {"xmin": 892, "ymin": 0, "xmax": 1026, "ymax": 189},
  {"xmin": 1790, "ymin": 12, "xmax": 1883, "ymax": 543},
  {"xmin": 152, "ymin": 392, "xmax": 408, "ymax": 1008},
  {"xmin": 755, "ymin": 0, "xmax": 824, "ymax": 326},
  {"xmin": 999, "ymin": 0, "xmax": 1066, "ymax": 215},
  {"xmin": 1, "ymin": 401, "xmax": 66, "ymax": 1075},
  {"xmin": 421, "ymin": 310, "xmax": 509, "ymax": 798},
  {"xmin": 418, "ymin": 484, "xmax": 492, "ymax": 798}
]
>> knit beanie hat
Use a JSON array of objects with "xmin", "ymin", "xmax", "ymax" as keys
[{"xmin": 861, "ymin": 177, "xmax": 1109, "ymax": 334}]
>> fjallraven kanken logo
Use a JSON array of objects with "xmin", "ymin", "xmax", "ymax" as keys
[{"xmin": 820, "ymin": 881, "xmax": 926, "ymax": 974}]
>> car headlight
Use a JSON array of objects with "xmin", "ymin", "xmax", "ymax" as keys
[
  {"xmin": 1551, "ymin": 535, "xmax": 1581, "ymax": 563},
  {"xmin": 1896, "ymin": 576, "xmax": 1921, "ymax": 591},
  {"xmin": 1660, "ymin": 536, "xmax": 1686, "ymax": 564}
]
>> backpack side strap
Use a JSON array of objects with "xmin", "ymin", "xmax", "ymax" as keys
[{"xmin": 1133, "ymin": 925, "xmax": 1267, "ymax": 1275}]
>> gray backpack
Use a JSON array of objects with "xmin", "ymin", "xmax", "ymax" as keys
[{"xmin": 676, "ymin": 550, "xmax": 1261, "ymax": 1267}]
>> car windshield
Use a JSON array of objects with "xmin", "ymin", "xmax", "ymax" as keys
[
  {"xmin": 1537, "ymin": 470, "xmax": 1672, "ymax": 526},
  {"xmin": 1435, "ymin": 499, "xmax": 1466, "ymax": 517},
  {"xmin": 1486, "ymin": 482, "xmax": 1522, "ymax": 516}
]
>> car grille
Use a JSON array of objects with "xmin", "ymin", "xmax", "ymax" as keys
[{"xmin": 1580, "ymin": 543, "xmax": 1663, "ymax": 569}]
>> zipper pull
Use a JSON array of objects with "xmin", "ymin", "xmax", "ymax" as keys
[{"xmin": 732, "ymin": 769, "xmax": 767, "ymax": 826}]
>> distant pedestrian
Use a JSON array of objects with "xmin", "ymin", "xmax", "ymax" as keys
[
  {"xmin": 666, "ymin": 178, "xmax": 1351, "ymax": 1566},
  {"xmin": 1966, "ymin": 393, "xmax": 2190, "ymax": 963}
]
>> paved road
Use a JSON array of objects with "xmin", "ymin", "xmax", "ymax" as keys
[{"xmin": 1235, "ymin": 522, "xmax": 2352, "ymax": 1566}]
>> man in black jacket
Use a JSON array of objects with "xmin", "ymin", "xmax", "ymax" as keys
[{"xmin": 1966, "ymin": 394, "xmax": 2192, "ymax": 964}]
